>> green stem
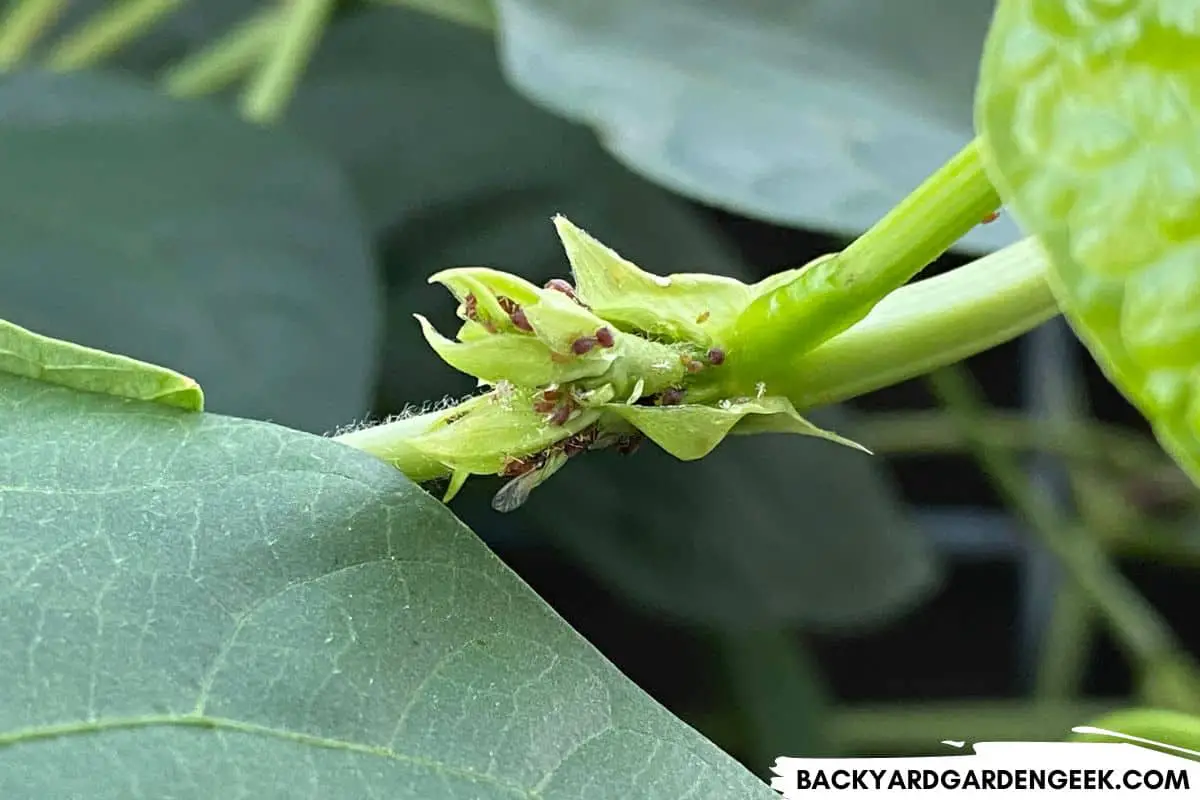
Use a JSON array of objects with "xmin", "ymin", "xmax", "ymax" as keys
[
  {"xmin": 332, "ymin": 412, "xmax": 453, "ymax": 482},
  {"xmin": 160, "ymin": 7, "xmax": 280, "ymax": 98},
  {"xmin": 731, "ymin": 138, "xmax": 1000, "ymax": 376},
  {"xmin": 829, "ymin": 700, "xmax": 1118, "ymax": 754},
  {"xmin": 926, "ymin": 365, "xmax": 1188, "ymax": 671},
  {"xmin": 335, "ymin": 241, "xmax": 1058, "ymax": 484},
  {"xmin": 240, "ymin": 0, "xmax": 335, "ymax": 124},
  {"xmin": 839, "ymin": 138, "xmax": 1001, "ymax": 303},
  {"xmin": 0, "ymin": 0, "xmax": 66, "ymax": 69},
  {"xmin": 853, "ymin": 411, "xmax": 1168, "ymax": 471},
  {"xmin": 45, "ymin": 0, "xmax": 182, "ymax": 72},
  {"xmin": 1036, "ymin": 585, "xmax": 1094, "ymax": 700},
  {"xmin": 373, "ymin": 0, "xmax": 495, "ymax": 30},
  {"xmin": 777, "ymin": 237, "xmax": 1057, "ymax": 409}
]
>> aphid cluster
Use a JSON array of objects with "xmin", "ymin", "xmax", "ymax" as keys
[
  {"xmin": 457, "ymin": 276, "xmax": 734, "ymax": 511},
  {"xmin": 533, "ymin": 386, "xmax": 577, "ymax": 426},
  {"xmin": 545, "ymin": 278, "xmax": 587, "ymax": 307},
  {"xmin": 493, "ymin": 423, "xmax": 646, "ymax": 512},
  {"xmin": 570, "ymin": 326, "xmax": 616, "ymax": 355}
]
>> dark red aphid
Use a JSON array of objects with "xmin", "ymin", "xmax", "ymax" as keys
[
  {"xmin": 707, "ymin": 347, "xmax": 726, "ymax": 366},
  {"xmin": 595, "ymin": 327, "xmax": 615, "ymax": 348},
  {"xmin": 545, "ymin": 278, "xmax": 585, "ymax": 305},
  {"xmin": 547, "ymin": 404, "xmax": 572, "ymax": 426},
  {"xmin": 616, "ymin": 433, "xmax": 644, "ymax": 455},
  {"xmin": 657, "ymin": 388, "xmax": 685, "ymax": 406},
  {"xmin": 562, "ymin": 427, "xmax": 599, "ymax": 457},
  {"xmin": 532, "ymin": 388, "xmax": 563, "ymax": 413},
  {"xmin": 501, "ymin": 455, "xmax": 539, "ymax": 478},
  {"xmin": 497, "ymin": 296, "xmax": 533, "ymax": 332},
  {"xmin": 571, "ymin": 336, "xmax": 598, "ymax": 355}
]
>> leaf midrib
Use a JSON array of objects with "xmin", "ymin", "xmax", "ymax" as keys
[{"xmin": 0, "ymin": 713, "xmax": 533, "ymax": 798}]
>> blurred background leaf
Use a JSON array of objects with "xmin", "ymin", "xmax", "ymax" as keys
[
  {"xmin": 0, "ymin": 68, "xmax": 379, "ymax": 434},
  {"xmin": 491, "ymin": 0, "xmax": 1021, "ymax": 253}
]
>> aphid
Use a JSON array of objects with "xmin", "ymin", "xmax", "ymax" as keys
[
  {"xmin": 595, "ymin": 327, "xmax": 615, "ymax": 348},
  {"xmin": 696, "ymin": 310, "xmax": 711, "ymax": 324},
  {"xmin": 547, "ymin": 404, "xmax": 573, "ymax": 426},
  {"xmin": 657, "ymin": 387, "xmax": 685, "ymax": 406},
  {"xmin": 532, "ymin": 387, "xmax": 564, "ymax": 413},
  {"xmin": 616, "ymin": 433, "xmax": 644, "ymax": 455},
  {"xmin": 492, "ymin": 451, "xmax": 569, "ymax": 512},
  {"xmin": 500, "ymin": 454, "xmax": 541, "ymax": 478},
  {"xmin": 981, "ymin": 210, "xmax": 1001, "ymax": 224},
  {"xmin": 497, "ymin": 296, "xmax": 533, "ymax": 332},
  {"xmin": 680, "ymin": 354, "xmax": 704, "ymax": 373},
  {"xmin": 545, "ymin": 278, "xmax": 585, "ymax": 306},
  {"xmin": 571, "ymin": 336, "xmax": 598, "ymax": 355},
  {"xmin": 707, "ymin": 347, "xmax": 726, "ymax": 366},
  {"xmin": 562, "ymin": 426, "xmax": 599, "ymax": 457}
]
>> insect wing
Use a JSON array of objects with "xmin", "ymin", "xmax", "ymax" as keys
[{"xmin": 490, "ymin": 451, "xmax": 569, "ymax": 513}]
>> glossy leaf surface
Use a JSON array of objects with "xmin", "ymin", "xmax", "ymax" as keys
[{"xmin": 977, "ymin": 0, "xmax": 1200, "ymax": 485}]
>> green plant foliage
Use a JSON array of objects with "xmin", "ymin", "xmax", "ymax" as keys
[
  {"xmin": 0, "ymin": 372, "xmax": 776, "ymax": 799},
  {"xmin": 976, "ymin": 0, "xmax": 1200, "ymax": 486},
  {"xmin": 0, "ymin": 317, "xmax": 202, "ymax": 410},
  {"xmin": 0, "ymin": 69, "xmax": 380, "ymax": 434},
  {"xmin": 286, "ymin": 8, "xmax": 939, "ymax": 629}
]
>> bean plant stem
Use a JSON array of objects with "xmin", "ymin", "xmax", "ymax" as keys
[
  {"xmin": 729, "ymin": 138, "xmax": 1001, "ymax": 380},
  {"xmin": 855, "ymin": 411, "xmax": 1168, "ymax": 471},
  {"xmin": 0, "ymin": 0, "xmax": 66, "ymax": 68},
  {"xmin": 240, "ymin": 0, "xmax": 335, "ymax": 124},
  {"xmin": 161, "ymin": 7, "xmax": 280, "ymax": 98},
  {"xmin": 926, "ymin": 365, "xmax": 1188, "ymax": 671},
  {"xmin": 45, "ymin": 0, "xmax": 181, "ymax": 71},
  {"xmin": 337, "ymin": 240, "xmax": 1057, "ymax": 477},
  {"xmin": 777, "ymin": 237, "xmax": 1057, "ymax": 407},
  {"xmin": 837, "ymin": 138, "xmax": 1001, "ymax": 309}
]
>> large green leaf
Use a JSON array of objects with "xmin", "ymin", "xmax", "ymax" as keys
[
  {"xmin": 0, "ymin": 372, "xmax": 774, "ymax": 799},
  {"xmin": 0, "ymin": 69, "xmax": 379, "ymax": 435},
  {"xmin": 976, "ymin": 0, "xmax": 1200, "ymax": 486},
  {"xmin": 491, "ymin": 0, "xmax": 1018, "ymax": 253},
  {"xmin": 287, "ymin": 8, "xmax": 939, "ymax": 629}
]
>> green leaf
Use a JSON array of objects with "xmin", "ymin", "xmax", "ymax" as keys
[
  {"xmin": 290, "ymin": 7, "xmax": 939, "ymax": 629},
  {"xmin": 0, "ymin": 317, "xmax": 202, "ymax": 410},
  {"xmin": 0, "ymin": 70, "xmax": 379, "ymax": 434},
  {"xmin": 553, "ymin": 215, "xmax": 752, "ymax": 344},
  {"xmin": 492, "ymin": 0, "xmax": 1021, "ymax": 252},
  {"xmin": 605, "ymin": 396, "xmax": 867, "ymax": 461},
  {"xmin": 1072, "ymin": 709, "xmax": 1200, "ymax": 759},
  {"xmin": 0, "ymin": 372, "xmax": 774, "ymax": 799},
  {"xmin": 976, "ymin": 0, "xmax": 1200, "ymax": 486}
]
